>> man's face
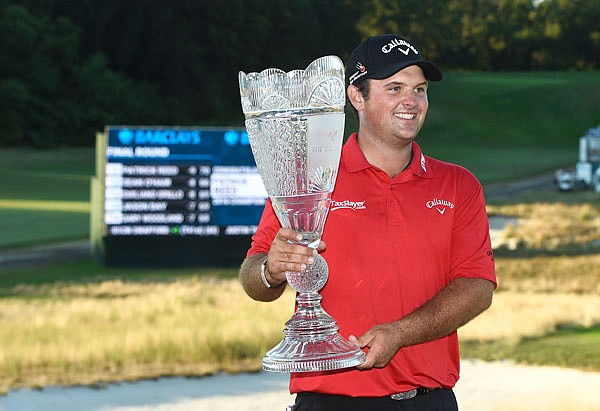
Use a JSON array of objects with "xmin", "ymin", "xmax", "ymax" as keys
[{"xmin": 356, "ymin": 65, "xmax": 429, "ymax": 145}]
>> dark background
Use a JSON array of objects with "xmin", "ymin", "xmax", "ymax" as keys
[{"xmin": 1, "ymin": 0, "xmax": 598, "ymax": 148}]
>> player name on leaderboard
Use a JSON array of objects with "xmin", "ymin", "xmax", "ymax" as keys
[{"xmin": 105, "ymin": 163, "xmax": 212, "ymax": 229}]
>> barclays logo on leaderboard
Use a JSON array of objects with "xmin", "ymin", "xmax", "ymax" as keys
[{"xmin": 117, "ymin": 129, "xmax": 202, "ymax": 146}]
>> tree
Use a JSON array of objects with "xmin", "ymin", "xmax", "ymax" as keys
[
  {"xmin": 0, "ymin": 2, "xmax": 166, "ymax": 146},
  {"xmin": 1, "ymin": 0, "xmax": 597, "ymax": 147}
]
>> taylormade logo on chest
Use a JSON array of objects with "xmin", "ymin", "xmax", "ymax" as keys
[{"xmin": 381, "ymin": 38, "xmax": 419, "ymax": 55}]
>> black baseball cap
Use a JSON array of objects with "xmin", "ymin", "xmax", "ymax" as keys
[{"xmin": 346, "ymin": 34, "xmax": 443, "ymax": 86}]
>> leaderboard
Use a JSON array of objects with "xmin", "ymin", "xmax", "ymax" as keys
[{"xmin": 103, "ymin": 126, "xmax": 267, "ymax": 238}]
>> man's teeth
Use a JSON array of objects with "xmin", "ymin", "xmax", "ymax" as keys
[{"xmin": 395, "ymin": 113, "xmax": 416, "ymax": 119}]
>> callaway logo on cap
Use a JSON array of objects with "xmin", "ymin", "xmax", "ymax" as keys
[{"xmin": 346, "ymin": 34, "xmax": 443, "ymax": 86}]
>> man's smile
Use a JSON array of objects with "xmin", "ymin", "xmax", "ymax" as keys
[{"xmin": 394, "ymin": 112, "xmax": 417, "ymax": 120}]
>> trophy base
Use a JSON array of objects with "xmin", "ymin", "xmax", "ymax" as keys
[
  {"xmin": 262, "ymin": 292, "xmax": 366, "ymax": 373},
  {"xmin": 262, "ymin": 333, "xmax": 366, "ymax": 373}
]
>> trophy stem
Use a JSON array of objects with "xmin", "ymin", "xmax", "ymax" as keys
[{"xmin": 262, "ymin": 291, "xmax": 366, "ymax": 373}]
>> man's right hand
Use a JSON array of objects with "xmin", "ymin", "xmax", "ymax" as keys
[{"xmin": 264, "ymin": 228, "xmax": 325, "ymax": 286}]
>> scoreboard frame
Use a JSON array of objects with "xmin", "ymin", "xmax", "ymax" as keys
[{"xmin": 90, "ymin": 125, "xmax": 267, "ymax": 267}]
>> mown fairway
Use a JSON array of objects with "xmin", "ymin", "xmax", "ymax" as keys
[{"xmin": 0, "ymin": 148, "xmax": 93, "ymax": 247}]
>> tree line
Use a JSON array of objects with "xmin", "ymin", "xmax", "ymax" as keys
[{"xmin": 1, "ymin": 0, "xmax": 598, "ymax": 147}]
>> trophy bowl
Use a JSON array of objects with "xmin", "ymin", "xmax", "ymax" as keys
[{"xmin": 239, "ymin": 55, "xmax": 365, "ymax": 373}]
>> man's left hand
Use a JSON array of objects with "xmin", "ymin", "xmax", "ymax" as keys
[{"xmin": 349, "ymin": 323, "xmax": 402, "ymax": 370}]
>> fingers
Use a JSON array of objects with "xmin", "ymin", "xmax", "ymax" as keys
[
  {"xmin": 317, "ymin": 240, "xmax": 327, "ymax": 252},
  {"xmin": 349, "ymin": 334, "xmax": 362, "ymax": 347},
  {"xmin": 350, "ymin": 332, "xmax": 377, "ymax": 370},
  {"xmin": 276, "ymin": 229, "xmax": 326, "ymax": 251},
  {"xmin": 348, "ymin": 334, "xmax": 373, "ymax": 370},
  {"xmin": 267, "ymin": 228, "xmax": 319, "ymax": 279},
  {"xmin": 351, "ymin": 326, "xmax": 400, "ymax": 370},
  {"xmin": 276, "ymin": 228, "xmax": 303, "ymax": 243}
]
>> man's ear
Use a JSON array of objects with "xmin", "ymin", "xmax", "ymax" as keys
[{"xmin": 347, "ymin": 85, "xmax": 364, "ymax": 111}]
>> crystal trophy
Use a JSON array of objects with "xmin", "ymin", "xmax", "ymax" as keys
[{"xmin": 238, "ymin": 56, "xmax": 366, "ymax": 372}]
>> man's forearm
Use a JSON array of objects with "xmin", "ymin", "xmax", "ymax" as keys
[
  {"xmin": 351, "ymin": 277, "xmax": 495, "ymax": 369},
  {"xmin": 395, "ymin": 277, "xmax": 495, "ymax": 347},
  {"xmin": 239, "ymin": 253, "xmax": 287, "ymax": 302}
]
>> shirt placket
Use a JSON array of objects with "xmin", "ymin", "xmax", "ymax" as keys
[{"xmin": 387, "ymin": 181, "xmax": 405, "ymax": 226}]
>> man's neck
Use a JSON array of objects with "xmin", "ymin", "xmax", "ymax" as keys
[{"xmin": 357, "ymin": 133, "xmax": 413, "ymax": 178}]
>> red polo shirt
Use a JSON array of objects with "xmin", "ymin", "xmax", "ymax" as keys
[{"xmin": 247, "ymin": 133, "xmax": 496, "ymax": 397}]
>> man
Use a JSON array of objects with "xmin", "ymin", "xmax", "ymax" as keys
[{"xmin": 239, "ymin": 34, "xmax": 496, "ymax": 411}]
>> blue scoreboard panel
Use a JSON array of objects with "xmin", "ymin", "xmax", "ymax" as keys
[{"xmin": 98, "ymin": 126, "xmax": 267, "ymax": 266}]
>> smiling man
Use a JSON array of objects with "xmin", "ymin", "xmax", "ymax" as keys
[{"xmin": 239, "ymin": 34, "xmax": 497, "ymax": 411}]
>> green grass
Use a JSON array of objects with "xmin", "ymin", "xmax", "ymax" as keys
[
  {"xmin": 0, "ymin": 147, "xmax": 94, "ymax": 201},
  {"xmin": 0, "ymin": 209, "xmax": 90, "ymax": 248},
  {"xmin": 461, "ymin": 325, "xmax": 600, "ymax": 372},
  {"xmin": 488, "ymin": 187, "xmax": 600, "ymax": 206},
  {"xmin": 0, "ymin": 147, "xmax": 95, "ymax": 247},
  {"xmin": 425, "ymin": 146, "xmax": 571, "ymax": 183},
  {"xmin": 0, "ymin": 258, "xmax": 238, "ymax": 290},
  {"xmin": 422, "ymin": 71, "xmax": 600, "ymax": 149},
  {"xmin": 418, "ymin": 71, "xmax": 600, "ymax": 180}
]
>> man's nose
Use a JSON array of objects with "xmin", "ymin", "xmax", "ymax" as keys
[{"xmin": 401, "ymin": 92, "xmax": 417, "ymax": 107}]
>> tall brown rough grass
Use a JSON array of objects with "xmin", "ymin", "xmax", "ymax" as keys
[
  {"xmin": 0, "ymin": 278, "xmax": 295, "ymax": 394},
  {"xmin": 1, "ymin": 202, "xmax": 599, "ymax": 395},
  {"xmin": 488, "ymin": 202, "xmax": 600, "ymax": 249}
]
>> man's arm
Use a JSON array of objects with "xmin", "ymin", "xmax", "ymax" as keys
[
  {"xmin": 350, "ymin": 277, "xmax": 495, "ymax": 369},
  {"xmin": 239, "ymin": 228, "xmax": 322, "ymax": 302},
  {"xmin": 239, "ymin": 252, "xmax": 287, "ymax": 302}
]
